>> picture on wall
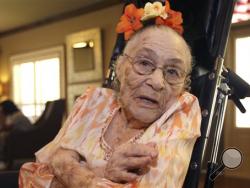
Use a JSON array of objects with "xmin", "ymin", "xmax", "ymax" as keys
[{"xmin": 66, "ymin": 28, "xmax": 103, "ymax": 84}]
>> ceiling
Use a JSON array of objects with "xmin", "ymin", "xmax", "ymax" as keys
[{"xmin": 0, "ymin": 0, "xmax": 121, "ymax": 37}]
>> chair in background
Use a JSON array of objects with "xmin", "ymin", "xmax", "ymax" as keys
[
  {"xmin": 0, "ymin": 171, "xmax": 19, "ymax": 188},
  {"xmin": 3, "ymin": 99, "xmax": 66, "ymax": 169}
]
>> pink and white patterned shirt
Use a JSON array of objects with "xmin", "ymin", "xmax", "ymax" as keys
[{"xmin": 19, "ymin": 87, "xmax": 201, "ymax": 188}]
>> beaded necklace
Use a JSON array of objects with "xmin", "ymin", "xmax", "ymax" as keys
[{"xmin": 99, "ymin": 107, "xmax": 145, "ymax": 161}]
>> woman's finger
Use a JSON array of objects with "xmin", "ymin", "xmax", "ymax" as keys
[
  {"xmin": 118, "ymin": 171, "xmax": 139, "ymax": 183},
  {"xmin": 122, "ymin": 143, "xmax": 158, "ymax": 158},
  {"xmin": 121, "ymin": 156, "xmax": 152, "ymax": 169}
]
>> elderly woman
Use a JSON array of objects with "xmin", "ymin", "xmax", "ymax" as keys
[{"xmin": 19, "ymin": 2, "xmax": 201, "ymax": 188}]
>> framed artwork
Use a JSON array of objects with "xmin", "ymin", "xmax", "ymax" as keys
[
  {"xmin": 67, "ymin": 82, "xmax": 101, "ymax": 113},
  {"xmin": 66, "ymin": 28, "xmax": 103, "ymax": 84}
]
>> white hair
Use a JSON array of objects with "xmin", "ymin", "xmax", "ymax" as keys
[{"xmin": 114, "ymin": 25, "xmax": 193, "ymax": 91}]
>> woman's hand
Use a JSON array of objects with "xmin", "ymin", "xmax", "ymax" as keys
[
  {"xmin": 104, "ymin": 143, "xmax": 158, "ymax": 183},
  {"xmin": 49, "ymin": 148, "xmax": 95, "ymax": 188}
]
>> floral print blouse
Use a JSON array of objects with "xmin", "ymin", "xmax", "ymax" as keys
[{"xmin": 19, "ymin": 87, "xmax": 201, "ymax": 188}]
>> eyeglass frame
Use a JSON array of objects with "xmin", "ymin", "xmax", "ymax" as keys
[{"xmin": 122, "ymin": 53, "xmax": 188, "ymax": 85}]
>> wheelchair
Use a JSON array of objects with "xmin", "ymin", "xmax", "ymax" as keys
[{"xmin": 103, "ymin": 0, "xmax": 250, "ymax": 187}]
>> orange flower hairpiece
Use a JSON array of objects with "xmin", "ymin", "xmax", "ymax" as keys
[{"xmin": 116, "ymin": 0, "xmax": 183, "ymax": 40}]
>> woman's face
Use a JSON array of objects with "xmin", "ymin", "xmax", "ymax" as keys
[{"xmin": 117, "ymin": 28, "xmax": 189, "ymax": 124}]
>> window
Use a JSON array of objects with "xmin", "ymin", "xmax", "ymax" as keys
[
  {"xmin": 235, "ymin": 37, "xmax": 250, "ymax": 128},
  {"xmin": 232, "ymin": 0, "xmax": 250, "ymax": 23},
  {"xmin": 11, "ymin": 46, "xmax": 65, "ymax": 121}
]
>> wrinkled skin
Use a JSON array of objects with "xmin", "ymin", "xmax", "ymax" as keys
[
  {"xmin": 116, "ymin": 26, "xmax": 189, "ymax": 126},
  {"xmin": 50, "ymin": 148, "xmax": 100, "ymax": 188},
  {"xmin": 50, "ymin": 26, "xmax": 191, "ymax": 186},
  {"xmin": 50, "ymin": 144, "xmax": 157, "ymax": 187},
  {"xmin": 104, "ymin": 142, "xmax": 158, "ymax": 183}
]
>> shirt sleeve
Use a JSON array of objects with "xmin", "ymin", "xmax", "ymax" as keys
[
  {"xmin": 35, "ymin": 86, "xmax": 96, "ymax": 162},
  {"xmin": 19, "ymin": 162, "xmax": 54, "ymax": 188},
  {"xmin": 19, "ymin": 87, "xmax": 93, "ymax": 188}
]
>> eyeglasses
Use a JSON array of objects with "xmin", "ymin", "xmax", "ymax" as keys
[{"xmin": 123, "ymin": 53, "xmax": 187, "ymax": 85}]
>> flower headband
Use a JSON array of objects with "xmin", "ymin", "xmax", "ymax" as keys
[{"xmin": 116, "ymin": 0, "xmax": 183, "ymax": 41}]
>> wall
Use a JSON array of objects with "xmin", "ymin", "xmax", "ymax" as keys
[{"xmin": 0, "ymin": 4, "xmax": 123, "ymax": 97}]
